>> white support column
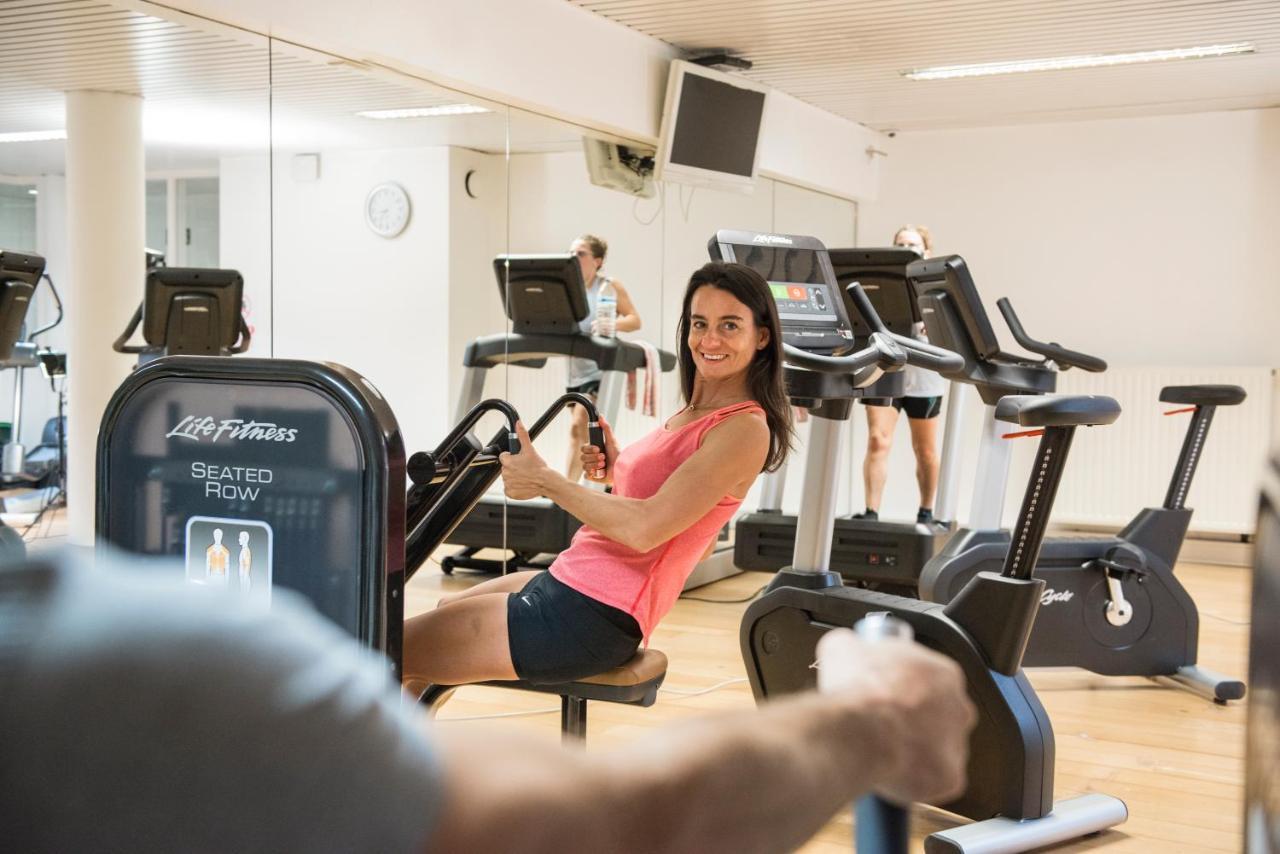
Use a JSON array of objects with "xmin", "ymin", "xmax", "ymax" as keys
[
  {"xmin": 933, "ymin": 380, "xmax": 970, "ymax": 526},
  {"xmin": 968, "ymin": 404, "xmax": 1014, "ymax": 531},
  {"xmin": 65, "ymin": 90, "xmax": 144, "ymax": 546}
]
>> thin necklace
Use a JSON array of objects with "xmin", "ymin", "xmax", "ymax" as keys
[{"xmin": 688, "ymin": 395, "xmax": 750, "ymax": 412}]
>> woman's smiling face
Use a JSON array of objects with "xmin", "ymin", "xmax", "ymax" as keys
[{"xmin": 687, "ymin": 285, "xmax": 768, "ymax": 382}]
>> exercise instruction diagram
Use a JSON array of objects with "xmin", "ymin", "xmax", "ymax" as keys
[{"xmin": 185, "ymin": 516, "xmax": 273, "ymax": 602}]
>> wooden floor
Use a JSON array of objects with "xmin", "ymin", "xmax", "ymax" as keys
[
  {"xmin": 408, "ymin": 556, "xmax": 1252, "ymax": 853},
  {"xmin": 20, "ymin": 506, "xmax": 1250, "ymax": 852}
]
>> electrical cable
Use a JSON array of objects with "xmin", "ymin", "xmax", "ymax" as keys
[{"xmin": 680, "ymin": 582, "xmax": 768, "ymax": 604}]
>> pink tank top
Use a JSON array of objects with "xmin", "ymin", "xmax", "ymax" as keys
[{"xmin": 550, "ymin": 401, "xmax": 764, "ymax": 641}]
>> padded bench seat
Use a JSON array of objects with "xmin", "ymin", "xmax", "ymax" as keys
[
  {"xmin": 1159, "ymin": 384, "xmax": 1247, "ymax": 407},
  {"xmin": 420, "ymin": 650, "xmax": 669, "ymax": 742}
]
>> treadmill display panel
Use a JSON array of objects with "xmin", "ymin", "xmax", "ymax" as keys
[
  {"xmin": 714, "ymin": 238, "xmax": 853, "ymax": 353},
  {"xmin": 768, "ymin": 281, "xmax": 839, "ymax": 323}
]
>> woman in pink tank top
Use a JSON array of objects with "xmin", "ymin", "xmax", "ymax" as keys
[{"xmin": 402, "ymin": 262, "xmax": 794, "ymax": 693}]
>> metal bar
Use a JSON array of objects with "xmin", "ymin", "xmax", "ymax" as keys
[
  {"xmin": 934, "ymin": 380, "xmax": 969, "ymax": 525},
  {"xmin": 791, "ymin": 414, "xmax": 847, "ymax": 574},
  {"xmin": 1163, "ymin": 406, "xmax": 1215, "ymax": 511},
  {"xmin": 1001, "ymin": 427, "xmax": 1075, "ymax": 581},
  {"xmin": 968, "ymin": 405, "xmax": 1013, "ymax": 530}
]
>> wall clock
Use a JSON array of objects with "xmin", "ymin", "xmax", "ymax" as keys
[{"xmin": 365, "ymin": 182, "xmax": 411, "ymax": 238}]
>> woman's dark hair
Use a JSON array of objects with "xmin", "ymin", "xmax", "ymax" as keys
[{"xmin": 677, "ymin": 262, "xmax": 793, "ymax": 472}]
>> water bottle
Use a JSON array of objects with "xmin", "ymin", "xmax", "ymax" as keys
[{"xmin": 595, "ymin": 279, "xmax": 617, "ymax": 338}]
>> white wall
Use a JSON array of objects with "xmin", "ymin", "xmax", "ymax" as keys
[
  {"xmin": 218, "ymin": 154, "xmax": 272, "ymax": 356},
  {"xmin": 863, "ymin": 107, "xmax": 1280, "ymax": 366},
  {"xmin": 446, "ymin": 147, "xmax": 509, "ymax": 416},
  {"xmin": 862, "ymin": 107, "xmax": 1280, "ymax": 528},
  {"xmin": 268, "ymin": 146, "xmax": 459, "ymax": 452}
]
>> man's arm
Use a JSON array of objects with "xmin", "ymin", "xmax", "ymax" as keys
[{"xmin": 426, "ymin": 631, "xmax": 975, "ymax": 854}]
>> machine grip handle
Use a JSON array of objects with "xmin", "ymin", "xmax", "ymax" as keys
[
  {"xmin": 781, "ymin": 341, "xmax": 882, "ymax": 374},
  {"xmin": 997, "ymin": 298, "xmax": 1107, "ymax": 372},
  {"xmin": 844, "ymin": 281, "xmax": 889, "ymax": 335},
  {"xmin": 888, "ymin": 332, "xmax": 964, "ymax": 374},
  {"xmin": 587, "ymin": 420, "xmax": 606, "ymax": 480},
  {"xmin": 850, "ymin": 613, "xmax": 914, "ymax": 854}
]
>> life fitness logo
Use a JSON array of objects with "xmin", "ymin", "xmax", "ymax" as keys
[
  {"xmin": 166, "ymin": 415, "xmax": 299, "ymax": 444},
  {"xmin": 752, "ymin": 234, "xmax": 794, "ymax": 245}
]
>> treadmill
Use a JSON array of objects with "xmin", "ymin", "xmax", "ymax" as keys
[
  {"xmin": 730, "ymin": 247, "xmax": 959, "ymax": 588},
  {"xmin": 442, "ymin": 254, "xmax": 675, "ymax": 574}
]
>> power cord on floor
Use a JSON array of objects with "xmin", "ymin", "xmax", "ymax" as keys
[
  {"xmin": 439, "ymin": 706, "xmax": 561, "ymax": 722},
  {"xmin": 1198, "ymin": 610, "xmax": 1251, "ymax": 626},
  {"xmin": 680, "ymin": 582, "xmax": 768, "ymax": 604},
  {"xmin": 659, "ymin": 677, "xmax": 748, "ymax": 697}
]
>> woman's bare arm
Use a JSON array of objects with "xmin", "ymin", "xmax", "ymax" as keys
[
  {"xmin": 611, "ymin": 279, "xmax": 641, "ymax": 333},
  {"xmin": 503, "ymin": 413, "xmax": 768, "ymax": 553}
]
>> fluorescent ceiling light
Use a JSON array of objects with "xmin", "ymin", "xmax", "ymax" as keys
[
  {"xmin": 0, "ymin": 130, "xmax": 67, "ymax": 143},
  {"xmin": 27, "ymin": 189, "xmax": 37, "ymax": 195},
  {"xmin": 903, "ymin": 43, "xmax": 1256, "ymax": 80},
  {"xmin": 356, "ymin": 104, "xmax": 489, "ymax": 119}
]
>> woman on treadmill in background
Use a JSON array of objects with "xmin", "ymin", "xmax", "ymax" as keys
[
  {"xmin": 856, "ymin": 224, "xmax": 947, "ymax": 526},
  {"xmin": 402, "ymin": 262, "xmax": 792, "ymax": 693},
  {"xmin": 565, "ymin": 234, "xmax": 641, "ymax": 478}
]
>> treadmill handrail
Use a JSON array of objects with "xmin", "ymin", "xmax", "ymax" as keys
[
  {"xmin": 997, "ymin": 298, "xmax": 1106, "ymax": 373},
  {"xmin": 463, "ymin": 331, "xmax": 677, "ymax": 373},
  {"xmin": 112, "ymin": 304, "xmax": 146, "ymax": 354},
  {"xmin": 845, "ymin": 281, "xmax": 965, "ymax": 375}
]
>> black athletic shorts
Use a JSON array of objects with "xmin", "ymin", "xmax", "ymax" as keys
[
  {"xmin": 861, "ymin": 396, "xmax": 943, "ymax": 420},
  {"xmin": 507, "ymin": 571, "xmax": 642, "ymax": 684}
]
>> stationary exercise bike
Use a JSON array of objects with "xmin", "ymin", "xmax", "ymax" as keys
[
  {"xmin": 712, "ymin": 229, "xmax": 1128, "ymax": 853},
  {"xmin": 910, "ymin": 255, "xmax": 1246, "ymax": 703}
]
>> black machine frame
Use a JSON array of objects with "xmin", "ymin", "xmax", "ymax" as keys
[
  {"xmin": 906, "ymin": 255, "xmax": 1246, "ymax": 703},
  {"xmin": 114, "ymin": 266, "xmax": 252, "ymax": 359},
  {"xmin": 714, "ymin": 228, "xmax": 1127, "ymax": 852}
]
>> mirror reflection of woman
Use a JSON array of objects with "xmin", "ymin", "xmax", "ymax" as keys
[
  {"xmin": 564, "ymin": 234, "xmax": 640, "ymax": 478},
  {"xmin": 856, "ymin": 224, "xmax": 947, "ymax": 525}
]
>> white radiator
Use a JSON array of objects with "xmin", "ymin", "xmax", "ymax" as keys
[{"xmin": 1052, "ymin": 366, "xmax": 1275, "ymax": 535}]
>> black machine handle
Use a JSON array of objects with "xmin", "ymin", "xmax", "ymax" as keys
[
  {"xmin": 112, "ymin": 304, "xmax": 146, "ymax": 354},
  {"xmin": 409, "ymin": 393, "xmax": 602, "ymax": 486},
  {"xmin": 781, "ymin": 339, "xmax": 890, "ymax": 374},
  {"xmin": 403, "ymin": 393, "xmax": 603, "ymax": 578},
  {"xmin": 228, "ymin": 315, "xmax": 252, "ymax": 354},
  {"xmin": 780, "ymin": 283, "xmax": 906, "ymax": 375},
  {"xmin": 581, "ymin": 395, "xmax": 607, "ymax": 481},
  {"xmin": 407, "ymin": 397, "xmax": 522, "ymax": 486},
  {"xmin": 111, "ymin": 303, "xmax": 253, "ymax": 356},
  {"xmin": 845, "ymin": 282, "xmax": 965, "ymax": 375},
  {"xmin": 997, "ymin": 298, "xmax": 1106, "ymax": 372},
  {"xmin": 27, "ymin": 273, "xmax": 64, "ymax": 341}
]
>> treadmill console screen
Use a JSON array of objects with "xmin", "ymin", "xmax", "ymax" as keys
[
  {"xmin": 707, "ymin": 231, "xmax": 854, "ymax": 355},
  {"xmin": 768, "ymin": 281, "xmax": 838, "ymax": 322}
]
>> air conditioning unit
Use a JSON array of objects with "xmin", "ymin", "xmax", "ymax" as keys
[{"xmin": 582, "ymin": 138, "xmax": 657, "ymax": 198}]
